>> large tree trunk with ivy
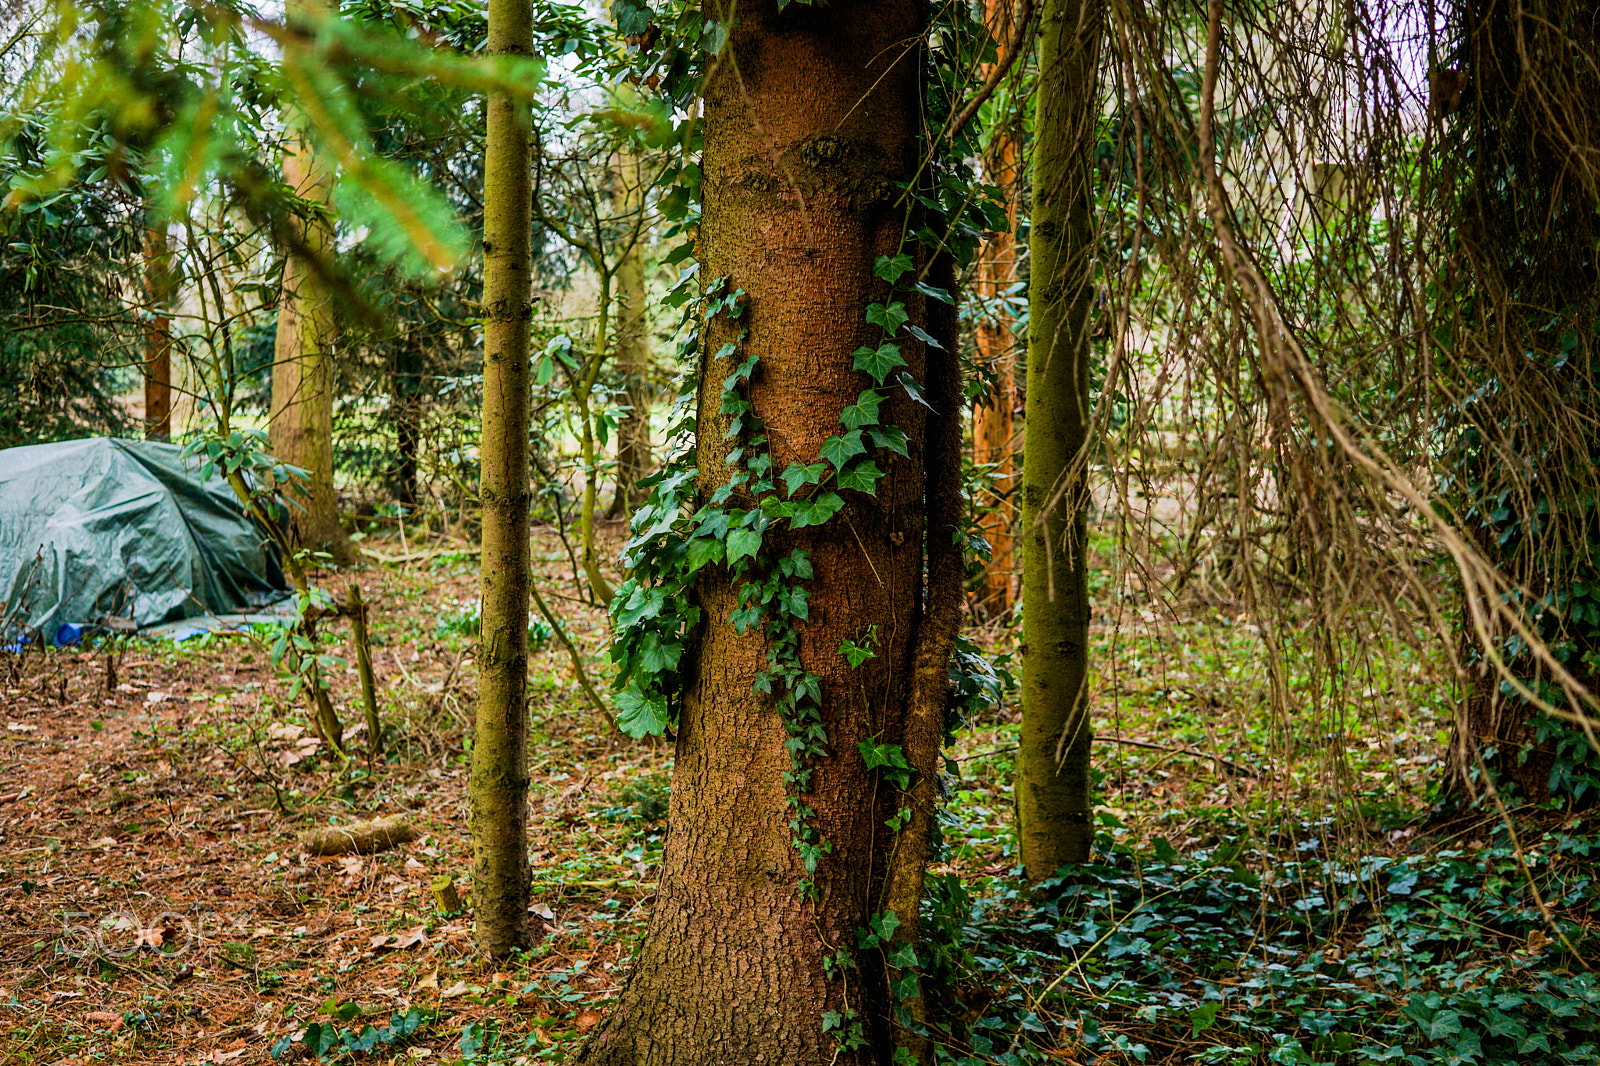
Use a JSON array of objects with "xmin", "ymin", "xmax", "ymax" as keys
[
  {"xmin": 270, "ymin": 0, "xmax": 355, "ymax": 566},
  {"xmin": 469, "ymin": 0, "xmax": 534, "ymax": 957},
  {"xmin": 1441, "ymin": 0, "xmax": 1600, "ymax": 803},
  {"xmin": 1015, "ymin": 0, "xmax": 1103, "ymax": 881},
  {"xmin": 577, "ymin": 0, "xmax": 941, "ymax": 1061},
  {"xmin": 970, "ymin": 0, "xmax": 1023, "ymax": 619}
]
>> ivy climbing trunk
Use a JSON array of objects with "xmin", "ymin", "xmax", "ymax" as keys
[
  {"xmin": 971, "ymin": 0, "xmax": 1023, "ymax": 619},
  {"xmin": 1015, "ymin": 0, "xmax": 1103, "ymax": 881},
  {"xmin": 270, "ymin": 0, "xmax": 354, "ymax": 566},
  {"xmin": 577, "ymin": 0, "xmax": 936, "ymax": 1061},
  {"xmin": 469, "ymin": 0, "xmax": 534, "ymax": 958}
]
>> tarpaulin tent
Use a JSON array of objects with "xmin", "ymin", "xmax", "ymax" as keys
[{"xmin": 0, "ymin": 438, "xmax": 289, "ymax": 645}]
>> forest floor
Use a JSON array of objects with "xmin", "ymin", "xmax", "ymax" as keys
[{"xmin": 0, "ymin": 527, "xmax": 1594, "ymax": 1065}]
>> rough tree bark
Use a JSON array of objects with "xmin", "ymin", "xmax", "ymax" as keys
[
  {"xmin": 575, "ymin": 0, "xmax": 937, "ymax": 1060},
  {"xmin": 1015, "ymin": 0, "xmax": 1103, "ymax": 881},
  {"xmin": 469, "ymin": 0, "xmax": 534, "ymax": 957},
  {"xmin": 971, "ymin": 0, "xmax": 1023, "ymax": 619},
  {"xmin": 270, "ymin": 0, "xmax": 355, "ymax": 566}
]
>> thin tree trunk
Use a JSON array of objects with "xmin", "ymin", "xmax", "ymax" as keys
[
  {"xmin": 883, "ymin": 254, "xmax": 964, "ymax": 1064},
  {"xmin": 608, "ymin": 145, "xmax": 654, "ymax": 520},
  {"xmin": 142, "ymin": 219, "xmax": 173, "ymax": 442},
  {"xmin": 391, "ymin": 336, "xmax": 423, "ymax": 507},
  {"xmin": 971, "ymin": 0, "xmax": 1023, "ymax": 619},
  {"xmin": 576, "ymin": 0, "xmax": 930, "ymax": 1060},
  {"xmin": 270, "ymin": 0, "xmax": 355, "ymax": 566},
  {"xmin": 1015, "ymin": 0, "xmax": 1103, "ymax": 881},
  {"xmin": 576, "ymin": 276, "xmax": 615, "ymax": 605},
  {"xmin": 470, "ymin": 0, "xmax": 534, "ymax": 957}
]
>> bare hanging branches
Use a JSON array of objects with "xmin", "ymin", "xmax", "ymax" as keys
[{"xmin": 1074, "ymin": 0, "xmax": 1599, "ymax": 819}]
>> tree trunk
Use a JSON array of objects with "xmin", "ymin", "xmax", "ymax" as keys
[
  {"xmin": 390, "ymin": 335, "xmax": 423, "ymax": 508},
  {"xmin": 1015, "ymin": 0, "xmax": 1103, "ymax": 881},
  {"xmin": 971, "ymin": 0, "xmax": 1023, "ymax": 620},
  {"xmin": 470, "ymin": 0, "xmax": 534, "ymax": 957},
  {"xmin": 142, "ymin": 219, "xmax": 173, "ymax": 442},
  {"xmin": 607, "ymin": 145, "xmax": 654, "ymax": 520},
  {"xmin": 576, "ymin": 0, "xmax": 932, "ymax": 1061},
  {"xmin": 1441, "ymin": 0, "xmax": 1600, "ymax": 805},
  {"xmin": 269, "ymin": 0, "xmax": 355, "ymax": 566}
]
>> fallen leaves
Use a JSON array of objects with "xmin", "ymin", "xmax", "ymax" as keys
[{"xmin": 368, "ymin": 925, "xmax": 429, "ymax": 953}]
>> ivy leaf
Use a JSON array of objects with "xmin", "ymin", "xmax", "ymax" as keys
[
  {"xmin": 781, "ymin": 585, "xmax": 810, "ymax": 620},
  {"xmin": 852, "ymin": 343, "xmax": 907, "ymax": 384},
  {"xmin": 1189, "ymin": 1000, "xmax": 1223, "ymax": 1036},
  {"xmin": 731, "ymin": 602, "xmax": 763, "ymax": 633},
  {"xmin": 684, "ymin": 535, "xmax": 725, "ymax": 572},
  {"xmin": 1416, "ymin": 1009, "xmax": 1464, "ymax": 1042},
  {"xmin": 897, "ymin": 371, "xmax": 933, "ymax": 410},
  {"xmin": 874, "ymin": 252, "xmax": 914, "ymax": 282},
  {"xmin": 611, "ymin": 582, "xmax": 664, "ymax": 628},
  {"xmin": 886, "ymin": 941, "xmax": 917, "ymax": 968},
  {"xmin": 867, "ymin": 425, "xmax": 910, "ymax": 458},
  {"xmin": 914, "ymin": 280, "xmax": 954, "ymax": 304},
  {"xmin": 837, "ymin": 459, "xmax": 885, "ymax": 494},
  {"xmin": 694, "ymin": 507, "xmax": 731, "ymax": 541},
  {"xmin": 840, "ymin": 390, "xmax": 885, "ymax": 430},
  {"xmin": 615, "ymin": 686, "xmax": 670, "ymax": 738},
  {"xmin": 782, "ymin": 461, "xmax": 827, "ymax": 495},
  {"xmin": 760, "ymin": 497, "xmax": 798, "ymax": 520},
  {"xmin": 866, "ymin": 301, "xmax": 909, "ymax": 336},
  {"xmin": 840, "ymin": 639, "xmax": 877, "ymax": 667},
  {"xmin": 637, "ymin": 631, "xmax": 682, "ymax": 675},
  {"xmin": 860, "ymin": 739, "xmax": 911, "ymax": 772},
  {"xmin": 790, "ymin": 493, "xmax": 845, "ymax": 528},
  {"xmin": 820, "ymin": 430, "xmax": 867, "ymax": 470},
  {"xmin": 906, "ymin": 323, "xmax": 943, "ymax": 349},
  {"xmin": 727, "ymin": 528, "xmax": 763, "ymax": 565}
]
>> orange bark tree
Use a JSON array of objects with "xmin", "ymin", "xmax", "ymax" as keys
[
  {"xmin": 584, "ymin": 0, "xmax": 966, "ymax": 1060},
  {"xmin": 970, "ymin": 0, "xmax": 1027, "ymax": 618}
]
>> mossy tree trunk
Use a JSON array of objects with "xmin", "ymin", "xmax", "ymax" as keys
[
  {"xmin": 1015, "ymin": 0, "xmax": 1103, "ymax": 881},
  {"xmin": 269, "ymin": 0, "xmax": 354, "ymax": 566},
  {"xmin": 575, "ymin": 0, "xmax": 935, "ymax": 1061},
  {"xmin": 470, "ymin": 0, "xmax": 534, "ymax": 957}
]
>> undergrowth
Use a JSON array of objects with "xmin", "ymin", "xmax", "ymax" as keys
[{"xmin": 921, "ymin": 813, "xmax": 1600, "ymax": 1066}]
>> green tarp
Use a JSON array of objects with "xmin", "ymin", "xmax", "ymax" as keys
[{"xmin": 0, "ymin": 438, "xmax": 288, "ymax": 645}]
